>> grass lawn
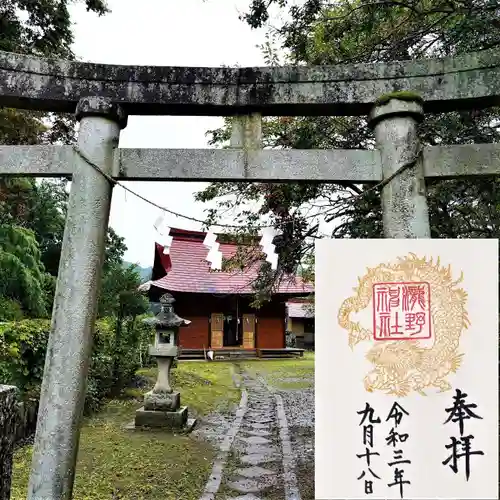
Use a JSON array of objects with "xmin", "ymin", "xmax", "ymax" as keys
[
  {"xmin": 10, "ymin": 361, "xmax": 240, "ymax": 500},
  {"xmin": 241, "ymin": 352, "xmax": 315, "ymax": 389}
]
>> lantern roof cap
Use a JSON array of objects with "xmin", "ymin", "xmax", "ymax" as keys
[{"xmin": 142, "ymin": 293, "xmax": 191, "ymax": 329}]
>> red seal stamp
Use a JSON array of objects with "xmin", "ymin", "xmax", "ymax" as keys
[{"xmin": 372, "ymin": 282, "xmax": 432, "ymax": 340}]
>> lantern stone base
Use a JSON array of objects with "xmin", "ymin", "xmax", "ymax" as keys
[
  {"xmin": 144, "ymin": 390, "xmax": 180, "ymax": 411},
  {"xmin": 134, "ymin": 405, "xmax": 188, "ymax": 429}
]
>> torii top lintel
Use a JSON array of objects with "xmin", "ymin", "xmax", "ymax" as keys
[{"xmin": 0, "ymin": 49, "xmax": 499, "ymax": 117}]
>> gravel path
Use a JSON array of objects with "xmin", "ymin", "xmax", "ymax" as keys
[
  {"xmin": 277, "ymin": 382, "xmax": 314, "ymax": 462},
  {"xmin": 198, "ymin": 369, "xmax": 307, "ymax": 500},
  {"xmin": 273, "ymin": 377, "xmax": 315, "ymax": 500}
]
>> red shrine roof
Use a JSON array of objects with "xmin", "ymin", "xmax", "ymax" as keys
[{"xmin": 150, "ymin": 228, "xmax": 314, "ymax": 296}]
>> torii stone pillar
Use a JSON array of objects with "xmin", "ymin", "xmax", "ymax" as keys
[
  {"xmin": 0, "ymin": 46, "xmax": 495, "ymax": 500},
  {"xmin": 369, "ymin": 96, "xmax": 431, "ymax": 238},
  {"xmin": 27, "ymin": 97, "xmax": 127, "ymax": 500}
]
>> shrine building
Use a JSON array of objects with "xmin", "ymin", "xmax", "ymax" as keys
[{"xmin": 145, "ymin": 228, "xmax": 313, "ymax": 358}]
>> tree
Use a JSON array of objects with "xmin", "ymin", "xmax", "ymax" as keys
[
  {"xmin": 29, "ymin": 180, "xmax": 70, "ymax": 276},
  {"xmin": 197, "ymin": 0, "xmax": 500, "ymax": 300},
  {"xmin": 0, "ymin": 176, "xmax": 131, "ymax": 313},
  {"xmin": 0, "ymin": 1, "xmax": 152, "ymax": 398},
  {"xmin": 0, "ymin": 0, "xmax": 113, "ymax": 313},
  {"xmin": 103, "ymin": 227, "xmax": 128, "ymax": 272},
  {"xmin": 0, "ymin": 178, "xmax": 70, "ymax": 275},
  {"xmin": 1, "ymin": 0, "xmax": 110, "ymax": 149},
  {"xmin": 1, "ymin": 0, "xmax": 108, "ymax": 58},
  {"xmin": 0, "ymin": 224, "xmax": 51, "ymax": 320},
  {"xmin": 241, "ymin": 0, "xmax": 500, "ymax": 59},
  {"xmin": 98, "ymin": 263, "xmax": 149, "ymax": 394}
]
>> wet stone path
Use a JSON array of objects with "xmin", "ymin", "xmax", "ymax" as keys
[{"xmin": 200, "ymin": 371, "xmax": 301, "ymax": 500}]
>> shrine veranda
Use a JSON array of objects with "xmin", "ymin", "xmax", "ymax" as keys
[{"xmin": 0, "ymin": 47, "xmax": 499, "ymax": 499}]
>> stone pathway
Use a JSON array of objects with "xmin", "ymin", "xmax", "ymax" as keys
[{"xmin": 200, "ymin": 371, "xmax": 301, "ymax": 500}]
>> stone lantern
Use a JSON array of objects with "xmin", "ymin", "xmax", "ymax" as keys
[{"xmin": 133, "ymin": 293, "xmax": 195, "ymax": 430}]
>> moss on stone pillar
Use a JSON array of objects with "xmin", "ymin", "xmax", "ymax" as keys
[{"xmin": 375, "ymin": 91, "xmax": 423, "ymax": 107}]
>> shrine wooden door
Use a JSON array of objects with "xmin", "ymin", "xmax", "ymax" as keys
[
  {"xmin": 242, "ymin": 314, "xmax": 256, "ymax": 349},
  {"xmin": 210, "ymin": 313, "xmax": 224, "ymax": 348}
]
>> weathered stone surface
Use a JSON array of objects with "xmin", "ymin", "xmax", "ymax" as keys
[
  {"xmin": 246, "ymin": 403, "xmax": 273, "ymax": 410},
  {"xmin": 0, "ymin": 48, "xmax": 499, "ymax": 116},
  {"xmin": 370, "ymin": 98, "xmax": 430, "ymax": 238},
  {"xmin": 0, "ymin": 385, "xmax": 17, "ymax": 500},
  {"xmin": 226, "ymin": 495, "xmax": 262, "ymax": 500},
  {"xmin": 241, "ymin": 429, "xmax": 272, "ymax": 437},
  {"xmin": 422, "ymin": 143, "xmax": 500, "ymax": 179},
  {"xmin": 243, "ymin": 444, "xmax": 279, "ymax": 456},
  {"xmin": 199, "ymin": 371, "xmax": 289, "ymax": 498},
  {"xmin": 235, "ymin": 466, "xmax": 274, "ymax": 478},
  {"xmin": 2, "ymin": 144, "xmax": 500, "ymax": 181},
  {"xmin": 117, "ymin": 148, "xmax": 383, "ymax": 182},
  {"xmin": 0, "ymin": 145, "xmax": 74, "ymax": 177},
  {"xmin": 245, "ymin": 416, "xmax": 274, "ymax": 424},
  {"xmin": 75, "ymin": 96, "xmax": 127, "ymax": 128},
  {"xmin": 245, "ymin": 410, "xmax": 273, "ymax": 418},
  {"xmin": 226, "ymin": 475, "xmax": 276, "ymax": 494},
  {"xmin": 13, "ymin": 398, "xmax": 38, "ymax": 444},
  {"xmin": 134, "ymin": 406, "xmax": 188, "ymax": 429},
  {"xmin": 143, "ymin": 390, "xmax": 180, "ymax": 411},
  {"xmin": 239, "ymin": 453, "xmax": 279, "ymax": 465},
  {"xmin": 143, "ymin": 293, "xmax": 190, "ymax": 329},
  {"xmin": 27, "ymin": 104, "xmax": 122, "ymax": 499},
  {"xmin": 238, "ymin": 435, "xmax": 271, "ymax": 446},
  {"xmin": 369, "ymin": 96, "xmax": 423, "ymax": 127},
  {"xmin": 246, "ymin": 422, "xmax": 271, "ymax": 429}
]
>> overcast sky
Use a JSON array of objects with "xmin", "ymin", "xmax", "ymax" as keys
[{"xmin": 69, "ymin": 0, "xmax": 269, "ymax": 267}]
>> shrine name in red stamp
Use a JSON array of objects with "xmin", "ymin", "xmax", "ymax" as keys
[{"xmin": 372, "ymin": 282, "xmax": 432, "ymax": 341}]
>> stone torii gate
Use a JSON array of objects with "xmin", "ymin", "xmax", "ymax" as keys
[{"xmin": 1, "ymin": 48, "xmax": 500, "ymax": 499}]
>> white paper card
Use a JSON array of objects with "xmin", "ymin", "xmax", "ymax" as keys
[{"xmin": 315, "ymin": 239, "xmax": 498, "ymax": 500}]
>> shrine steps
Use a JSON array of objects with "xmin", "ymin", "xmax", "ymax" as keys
[{"xmin": 178, "ymin": 347, "xmax": 304, "ymax": 361}]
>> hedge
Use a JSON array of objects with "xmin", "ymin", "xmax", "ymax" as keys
[{"xmin": 0, "ymin": 317, "xmax": 153, "ymax": 413}]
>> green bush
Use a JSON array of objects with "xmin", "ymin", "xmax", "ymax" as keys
[
  {"xmin": 0, "ymin": 297, "xmax": 24, "ymax": 322},
  {"xmin": 0, "ymin": 319, "xmax": 49, "ymax": 396},
  {"xmin": 0, "ymin": 317, "xmax": 154, "ymax": 413}
]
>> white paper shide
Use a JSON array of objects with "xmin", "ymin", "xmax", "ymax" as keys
[{"xmin": 315, "ymin": 239, "xmax": 499, "ymax": 500}]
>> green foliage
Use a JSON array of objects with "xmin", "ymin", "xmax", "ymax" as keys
[
  {"xmin": 0, "ymin": 176, "xmax": 138, "ymax": 319},
  {"xmin": 0, "ymin": 225, "xmax": 50, "ymax": 319},
  {"xmin": 375, "ymin": 91, "xmax": 423, "ymax": 106},
  {"xmin": 98, "ymin": 262, "xmax": 150, "ymax": 394},
  {"xmin": 0, "ymin": 0, "xmax": 110, "ymax": 176},
  {"xmin": 86, "ymin": 315, "xmax": 153, "ymax": 410},
  {"xmin": 242, "ymin": 352, "xmax": 314, "ymax": 390},
  {"xmin": 123, "ymin": 261, "xmax": 153, "ymax": 282},
  {"xmin": 0, "ymin": 320, "xmax": 50, "ymax": 394},
  {"xmin": 1, "ymin": 0, "xmax": 108, "ymax": 58},
  {"xmin": 27, "ymin": 180, "xmax": 69, "ymax": 276},
  {"xmin": 99, "ymin": 263, "xmax": 148, "ymax": 318},
  {"xmin": 0, "ymin": 317, "xmax": 154, "ymax": 412},
  {"xmin": 0, "ymin": 0, "xmax": 150, "ymax": 420},
  {"xmin": 12, "ymin": 414, "xmax": 214, "ymax": 499},
  {"xmin": 199, "ymin": 0, "xmax": 500, "ymax": 300},
  {"xmin": 0, "ymin": 0, "xmax": 123, "ymax": 321},
  {"xmin": 241, "ymin": 1, "xmax": 500, "ymax": 59},
  {"xmin": 103, "ymin": 228, "xmax": 128, "ymax": 272},
  {"xmin": 0, "ymin": 178, "xmax": 69, "ymax": 278},
  {"xmin": 0, "ymin": 297, "xmax": 23, "ymax": 321},
  {"xmin": 0, "ymin": 109, "xmax": 48, "ymax": 145}
]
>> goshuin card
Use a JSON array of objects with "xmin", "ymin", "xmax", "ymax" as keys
[{"xmin": 315, "ymin": 239, "xmax": 498, "ymax": 500}]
